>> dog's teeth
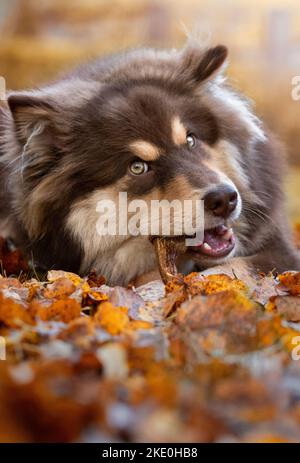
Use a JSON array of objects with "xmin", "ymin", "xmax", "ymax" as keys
[
  {"xmin": 203, "ymin": 242, "xmax": 212, "ymax": 251},
  {"xmin": 223, "ymin": 228, "xmax": 233, "ymax": 241}
]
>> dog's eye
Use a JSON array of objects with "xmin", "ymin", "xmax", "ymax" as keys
[
  {"xmin": 186, "ymin": 133, "xmax": 196, "ymax": 149},
  {"xmin": 129, "ymin": 160, "xmax": 149, "ymax": 175}
]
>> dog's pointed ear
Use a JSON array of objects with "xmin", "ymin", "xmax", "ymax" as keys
[
  {"xmin": 195, "ymin": 45, "xmax": 228, "ymax": 82},
  {"xmin": 7, "ymin": 93, "xmax": 54, "ymax": 143},
  {"xmin": 180, "ymin": 45, "xmax": 228, "ymax": 85}
]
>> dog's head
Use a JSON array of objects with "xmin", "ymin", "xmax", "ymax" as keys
[{"xmin": 5, "ymin": 44, "xmax": 274, "ymax": 281}]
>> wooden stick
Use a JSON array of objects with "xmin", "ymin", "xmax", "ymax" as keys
[{"xmin": 152, "ymin": 236, "xmax": 186, "ymax": 284}]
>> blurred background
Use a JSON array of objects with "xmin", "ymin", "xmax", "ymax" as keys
[{"xmin": 0, "ymin": 0, "xmax": 298, "ymax": 219}]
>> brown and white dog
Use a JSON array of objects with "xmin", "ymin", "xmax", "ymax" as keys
[{"xmin": 0, "ymin": 43, "xmax": 299, "ymax": 285}]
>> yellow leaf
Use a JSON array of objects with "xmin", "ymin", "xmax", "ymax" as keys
[{"xmin": 94, "ymin": 302, "xmax": 129, "ymax": 335}]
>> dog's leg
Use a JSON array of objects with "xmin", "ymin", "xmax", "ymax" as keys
[
  {"xmin": 133, "ymin": 269, "xmax": 162, "ymax": 287},
  {"xmin": 199, "ymin": 257, "xmax": 255, "ymax": 285},
  {"xmin": 200, "ymin": 236, "xmax": 300, "ymax": 280},
  {"xmin": 249, "ymin": 237, "xmax": 300, "ymax": 274}
]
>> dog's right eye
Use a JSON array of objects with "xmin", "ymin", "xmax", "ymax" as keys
[
  {"xmin": 186, "ymin": 133, "xmax": 196, "ymax": 149},
  {"xmin": 129, "ymin": 161, "xmax": 149, "ymax": 176}
]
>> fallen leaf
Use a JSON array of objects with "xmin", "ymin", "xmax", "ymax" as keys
[
  {"xmin": 0, "ymin": 292, "xmax": 33, "ymax": 327},
  {"xmin": 94, "ymin": 302, "xmax": 129, "ymax": 335},
  {"xmin": 30, "ymin": 298, "xmax": 81, "ymax": 323},
  {"xmin": 278, "ymin": 272, "xmax": 300, "ymax": 295},
  {"xmin": 108, "ymin": 286, "xmax": 145, "ymax": 320},
  {"xmin": 267, "ymin": 295, "xmax": 300, "ymax": 322},
  {"xmin": 43, "ymin": 278, "xmax": 76, "ymax": 299},
  {"xmin": 0, "ymin": 237, "xmax": 29, "ymax": 276}
]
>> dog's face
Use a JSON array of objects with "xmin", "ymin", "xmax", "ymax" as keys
[
  {"xmin": 81, "ymin": 82, "xmax": 242, "ymax": 256},
  {"xmin": 4, "ymin": 44, "xmax": 271, "ymax": 283}
]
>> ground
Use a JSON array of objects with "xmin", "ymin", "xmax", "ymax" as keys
[{"xmin": 0, "ymin": 227, "xmax": 300, "ymax": 443}]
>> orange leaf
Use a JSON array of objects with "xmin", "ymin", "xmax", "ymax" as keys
[
  {"xmin": 43, "ymin": 278, "xmax": 76, "ymax": 299},
  {"xmin": 47, "ymin": 270, "xmax": 90, "ymax": 295},
  {"xmin": 30, "ymin": 298, "xmax": 81, "ymax": 323},
  {"xmin": 94, "ymin": 302, "xmax": 129, "ymax": 335},
  {"xmin": 184, "ymin": 272, "xmax": 248, "ymax": 296},
  {"xmin": 129, "ymin": 320, "xmax": 153, "ymax": 330},
  {"xmin": 0, "ymin": 292, "xmax": 33, "ymax": 327},
  {"xmin": 278, "ymin": 272, "xmax": 300, "ymax": 295}
]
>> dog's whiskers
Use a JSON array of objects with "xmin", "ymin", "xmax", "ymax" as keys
[{"xmin": 243, "ymin": 204, "xmax": 275, "ymax": 227}]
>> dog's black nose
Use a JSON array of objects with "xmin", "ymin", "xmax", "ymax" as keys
[{"xmin": 204, "ymin": 185, "xmax": 238, "ymax": 218}]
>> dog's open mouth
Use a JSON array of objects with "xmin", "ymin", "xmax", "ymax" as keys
[
  {"xmin": 151, "ymin": 225, "xmax": 236, "ymax": 284},
  {"xmin": 188, "ymin": 224, "xmax": 236, "ymax": 258}
]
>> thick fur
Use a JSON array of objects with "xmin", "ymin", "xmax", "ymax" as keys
[{"xmin": 0, "ymin": 44, "xmax": 299, "ymax": 284}]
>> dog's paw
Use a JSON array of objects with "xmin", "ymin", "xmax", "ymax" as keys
[
  {"xmin": 199, "ymin": 257, "xmax": 253, "ymax": 282},
  {"xmin": 133, "ymin": 270, "xmax": 162, "ymax": 287},
  {"xmin": 200, "ymin": 265, "xmax": 235, "ymax": 278}
]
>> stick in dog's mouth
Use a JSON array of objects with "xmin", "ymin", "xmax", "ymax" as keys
[
  {"xmin": 151, "ymin": 225, "xmax": 236, "ymax": 284},
  {"xmin": 150, "ymin": 236, "xmax": 186, "ymax": 284}
]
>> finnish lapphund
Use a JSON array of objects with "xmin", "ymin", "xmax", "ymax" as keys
[{"xmin": 0, "ymin": 43, "xmax": 299, "ymax": 285}]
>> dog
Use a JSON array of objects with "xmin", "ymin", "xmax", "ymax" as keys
[{"xmin": 0, "ymin": 43, "xmax": 299, "ymax": 285}]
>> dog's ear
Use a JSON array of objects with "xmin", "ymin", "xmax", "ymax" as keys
[
  {"xmin": 180, "ymin": 45, "xmax": 228, "ymax": 86},
  {"xmin": 7, "ymin": 93, "xmax": 55, "ymax": 144},
  {"xmin": 7, "ymin": 93, "xmax": 62, "ymax": 190},
  {"xmin": 195, "ymin": 45, "xmax": 228, "ymax": 82}
]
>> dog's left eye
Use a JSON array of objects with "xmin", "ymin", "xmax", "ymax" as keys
[
  {"xmin": 129, "ymin": 160, "xmax": 149, "ymax": 175},
  {"xmin": 186, "ymin": 133, "xmax": 196, "ymax": 149}
]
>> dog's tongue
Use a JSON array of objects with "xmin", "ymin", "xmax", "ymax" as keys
[{"xmin": 190, "ymin": 225, "xmax": 235, "ymax": 257}]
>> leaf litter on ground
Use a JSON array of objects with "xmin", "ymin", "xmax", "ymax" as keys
[{"xmin": 1, "ymin": 229, "xmax": 300, "ymax": 443}]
